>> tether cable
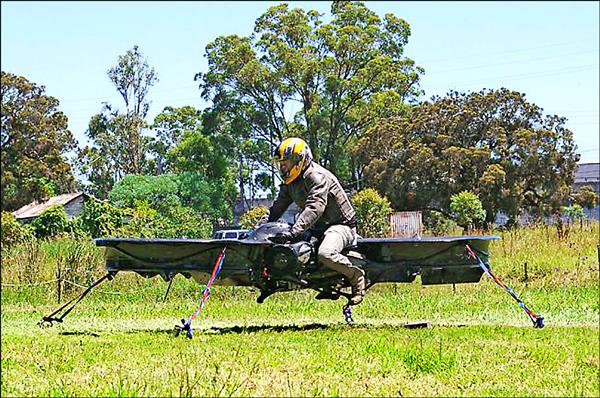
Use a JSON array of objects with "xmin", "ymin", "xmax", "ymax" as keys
[{"xmin": 465, "ymin": 244, "xmax": 544, "ymax": 328}]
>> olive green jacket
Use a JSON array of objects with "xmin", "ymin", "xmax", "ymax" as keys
[{"xmin": 268, "ymin": 162, "xmax": 356, "ymax": 236}]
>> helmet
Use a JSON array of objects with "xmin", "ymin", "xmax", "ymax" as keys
[{"xmin": 273, "ymin": 137, "xmax": 313, "ymax": 184}]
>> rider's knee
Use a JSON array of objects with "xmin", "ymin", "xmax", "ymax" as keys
[{"xmin": 318, "ymin": 246, "xmax": 336, "ymax": 263}]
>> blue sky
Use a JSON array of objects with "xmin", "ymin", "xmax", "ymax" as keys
[{"xmin": 2, "ymin": 1, "xmax": 599, "ymax": 163}]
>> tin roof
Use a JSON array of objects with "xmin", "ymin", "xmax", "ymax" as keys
[
  {"xmin": 12, "ymin": 192, "xmax": 86, "ymax": 219},
  {"xmin": 574, "ymin": 163, "xmax": 599, "ymax": 184}
]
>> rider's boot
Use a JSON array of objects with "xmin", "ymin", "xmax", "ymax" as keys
[{"xmin": 348, "ymin": 268, "xmax": 366, "ymax": 305}]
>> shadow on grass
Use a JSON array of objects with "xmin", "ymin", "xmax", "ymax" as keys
[
  {"xmin": 116, "ymin": 320, "xmax": 436, "ymax": 337},
  {"xmin": 118, "ymin": 322, "xmax": 335, "ymax": 336},
  {"xmin": 59, "ymin": 331, "xmax": 101, "ymax": 337},
  {"xmin": 52, "ymin": 320, "xmax": 439, "ymax": 338},
  {"xmin": 205, "ymin": 322, "xmax": 333, "ymax": 334}
]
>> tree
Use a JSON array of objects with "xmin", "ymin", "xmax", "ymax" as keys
[
  {"xmin": 109, "ymin": 172, "xmax": 237, "ymax": 224},
  {"xmin": 77, "ymin": 46, "xmax": 158, "ymax": 198},
  {"xmin": 151, "ymin": 103, "xmax": 258, "ymax": 212},
  {"xmin": 110, "ymin": 105, "xmax": 241, "ymax": 223},
  {"xmin": 196, "ymin": 1, "xmax": 423, "ymax": 190},
  {"xmin": 354, "ymin": 88, "xmax": 580, "ymax": 225},
  {"xmin": 201, "ymin": 101, "xmax": 276, "ymax": 208},
  {"xmin": 150, "ymin": 106, "xmax": 203, "ymax": 174},
  {"xmin": 107, "ymin": 45, "xmax": 158, "ymax": 119},
  {"xmin": 1, "ymin": 71, "xmax": 77, "ymax": 211}
]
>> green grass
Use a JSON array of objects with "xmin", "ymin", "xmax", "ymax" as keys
[
  {"xmin": 2, "ymin": 313, "xmax": 598, "ymax": 396},
  {"xmin": 1, "ymin": 223, "xmax": 599, "ymax": 396}
]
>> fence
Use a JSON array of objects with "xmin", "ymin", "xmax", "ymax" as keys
[{"xmin": 389, "ymin": 211, "xmax": 423, "ymax": 238}]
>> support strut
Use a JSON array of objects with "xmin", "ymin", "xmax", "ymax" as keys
[{"xmin": 38, "ymin": 272, "xmax": 115, "ymax": 327}]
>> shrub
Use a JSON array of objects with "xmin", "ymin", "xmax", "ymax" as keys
[
  {"xmin": 155, "ymin": 205, "xmax": 213, "ymax": 238},
  {"xmin": 121, "ymin": 200, "xmax": 160, "ymax": 238},
  {"xmin": 423, "ymin": 210, "xmax": 460, "ymax": 236},
  {"xmin": 76, "ymin": 199, "xmax": 126, "ymax": 238},
  {"xmin": 572, "ymin": 185, "xmax": 598, "ymax": 210},
  {"xmin": 109, "ymin": 172, "xmax": 238, "ymax": 225},
  {"xmin": 121, "ymin": 200, "xmax": 212, "ymax": 238},
  {"xmin": 449, "ymin": 191, "xmax": 486, "ymax": 233},
  {"xmin": 30, "ymin": 205, "xmax": 70, "ymax": 239},
  {"xmin": 562, "ymin": 204, "xmax": 586, "ymax": 222},
  {"xmin": 351, "ymin": 188, "xmax": 392, "ymax": 238},
  {"xmin": 109, "ymin": 173, "xmax": 181, "ymax": 211},
  {"xmin": 239, "ymin": 206, "xmax": 269, "ymax": 230},
  {"xmin": 1, "ymin": 211, "xmax": 35, "ymax": 247}
]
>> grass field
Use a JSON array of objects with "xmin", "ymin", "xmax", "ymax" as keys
[{"xmin": 1, "ymin": 223, "xmax": 599, "ymax": 396}]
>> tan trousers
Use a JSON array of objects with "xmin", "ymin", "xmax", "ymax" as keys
[{"xmin": 317, "ymin": 225, "xmax": 362, "ymax": 283}]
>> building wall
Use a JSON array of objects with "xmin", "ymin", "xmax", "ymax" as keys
[
  {"xmin": 64, "ymin": 195, "xmax": 86, "ymax": 220},
  {"xmin": 573, "ymin": 163, "xmax": 599, "ymax": 220}
]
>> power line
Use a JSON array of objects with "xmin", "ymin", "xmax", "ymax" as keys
[
  {"xmin": 578, "ymin": 147, "xmax": 600, "ymax": 153},
  {"xmin": 426, "ymin": 63, "xmax": 599, "ymax": 90},
  {"xmin": 433, "ymin": 49, "xmax": 598, "ymax": 74},
  {"xmin": 416, "ymin": 38, "xmax": 599, "ymax": 64}
]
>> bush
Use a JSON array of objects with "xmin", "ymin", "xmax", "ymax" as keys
[
  {"xmin": 155, "ymin": 205, "xmax": 213, "ymax": 238},
  {"xmin": 121, "ymin": 200, "xmax": 212, "ymax": 239},
  {"xmin": 562, "ymin": 204, "xmax": 586, "ymax": 222},
  {"xmin": 120, "ymin": 200, "xmax": 160, "ymax": 238},
  {"xmin": 423, "ymin": 210, "xmax": 460, "ymax": 236},
  {"xmin": 1, "ymin": 211, "xmax": 35, "ymax": 247},
  {"xmin": 109, "ymin": 172, "xmax": 238, "ymax": 225},
  {"xmin": 449, "ymin": 191, "xmax": 486, "ymax": 233},
  {"xmin": 239, "ymin": 206, "xmax": 269, "ymax": 229},
  {"xmin": 351, "ymin": 188, "xmax": 392, "ymax": 238},
  {"xmin": 30, "ymin": 205, "xmax": 70, "ymax": 239},
  {"xmin": 109, "ymin": 173, "xmax": 182, "ymax": 212},
  {"xmin": 76, "ymin": 199, "xmax": 126, "ymax": 238},
  {"xmin": 572, "ymin": 185, "xmax": 598, "ymax": 210}
]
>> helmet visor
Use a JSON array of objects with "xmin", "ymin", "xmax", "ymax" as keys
[{"xmin": 276, "ymin": 158, "xmax": 295, "ymax": 180}]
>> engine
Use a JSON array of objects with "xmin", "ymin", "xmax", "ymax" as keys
[{"xmin": 247, "ymin": 222, "xmax": 316, "ymax": 279}]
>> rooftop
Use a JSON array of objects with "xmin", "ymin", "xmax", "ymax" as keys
[
  {"xmin": 12, "ymin": 192, "xmax": 86, "ymax": 219},
  {"xmin": 574, "ymin": 163, "xmax": 599, "ymax": 184}
]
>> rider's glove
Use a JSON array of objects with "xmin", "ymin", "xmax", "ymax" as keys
[{"xmin": 269, "ymin": 230, "xmax": 300, "ymax": 244}]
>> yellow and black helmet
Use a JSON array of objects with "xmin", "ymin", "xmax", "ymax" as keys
[{"xmin": 273, "ymin": 137, "xmax": 313, "ymax": 184}]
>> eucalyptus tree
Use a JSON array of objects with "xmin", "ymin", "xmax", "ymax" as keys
[
  {"xmin": 150, "ymin": 105, "xmax": 203, "ymax": 174},
  {"xmin": 355, "ymin": 88, "xmax": 580, "ymax": 225},
  {"xmin": 196, "ymin": 1, "xmax": 423, "ymax": 188},
  {"xmin": 77, "ymin": 45, "xmax": 158, "ymax": 198},
  {"xmin": 1, "ymin": 71, "xmax": 77, "ymax": 210}
]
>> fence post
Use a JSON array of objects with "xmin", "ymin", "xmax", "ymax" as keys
[{"xmin": 56, "ymin": 266, "xmax": 62, "ymax": 304}]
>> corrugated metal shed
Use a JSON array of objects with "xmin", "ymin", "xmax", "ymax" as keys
[
  {"xmin": 390, "ymin": 211, "xmax": 423, "ymax": 238},
  {"xmin": 574, "ymin": 163, "xmax": 599, "ymax": 184},
  {"xmin": 12, "ymin": 192, "xmax": 88, "ymax": 221}
]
